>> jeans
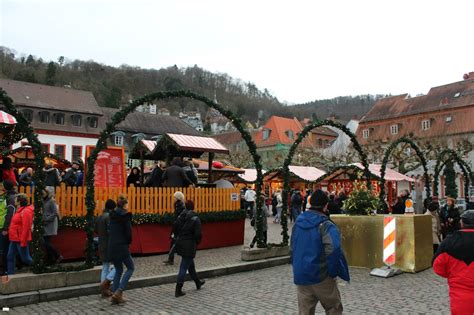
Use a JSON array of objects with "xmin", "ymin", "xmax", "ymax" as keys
[
  {"xmin": 112, "ymin": 255, "xmax": 134, "ymax": 292},
  {"xmin": 291, "ymin": 206, "xmax": 301, "ymax": 222},
  {"xmin": 177, "ymin": 256, "xmax": 198, "ymax": 284},
  {"xmin": 7, "ymin": 241, "xmax": 33, "ymax": 275},
  {"xmin": 43, "ymin": 236, "xmax": 60, "ymax": 263},
  {"xmin": 101, "ymin": 261, "xmax": 116, "ymax": 282},
  {"xmin": 250, "ymin": 230, "xmax": 267, "ymax": 247},
  {"xmin": 274, "ymin": 207, "xmax": 282, "ymax": 223}
]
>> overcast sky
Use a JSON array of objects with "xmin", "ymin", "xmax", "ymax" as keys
[{"xmin": 1, "ymin": 0, "xmax": 473, "ymax": 104}]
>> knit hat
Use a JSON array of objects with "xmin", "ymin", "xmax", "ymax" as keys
[
  {"xmin": 461, "ymin": 210, "xmax": 474, "ymax": 226},
  {"xmin": 105, "ymin": 199, "xmax": 117, "ymax": 210},
  {"xmin": 310, "ymin": 189, "xmax": 329, "ymax": 208},
  {"xmin": 2, "ymin": 179, "xmax": 14, "ymax": 191}
]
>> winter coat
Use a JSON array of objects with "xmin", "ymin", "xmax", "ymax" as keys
[
  {"xmin": 275, "ymin": 193, "xmax": 283, "ymax": 208},
  {"xmin": 1, "ymin": 189, "xmax": 16, "ymax": 232},
  {"xmin": 391, "ymin": 201, "xmax": 405, "ymax": 214},
  {"xmin": 43, "ymin": 197, "xmax": 58, "ymax": 236},
  {"xmin": 162, "ymin": 165, "xmax": 192, "ymax": 187},
  {"xmin": 291, "ymin": 209, "xmax": 350, "ymax": 285},
  {"xmin": 95, "ymin": 210, "xmax": 111, "ymax": 262},
  {"xmin": 327, "ymin": 200, "xmax": 342, "ymax": 215},
  {"xmin": 433, "ymin": 229, "xmax": 474, "ymax": 315},
  {"xmin": 126, "ymin": 172, "xmax": 141, "ymax": 187},
  {"xmin": 108, "ymin": 208, "xmax": 132, "ymax": 261},
  {"xmin": 425, "ymin": 210, "xmax": 441, "ymax": 245},
  {"xmin": 173, "ymin": 200, "xmax": 186, "ymax": 221},
  {"xmin": 291, "ymin": 192, "xmax": 303, "ymax": 207},
  {"xmin": 440, "ymin": 205, "xmax": 461, "ymax": 235},
  {"xmin": 43, "ymin": 167, "xmax": 61, "ymax": 187},
  {"xmin": 2, "ymin": 168, "xmax": 17, "ymax": 186},
  {"xmin": 8, "ymin": 205, "xmax": 34, "ymax": 247},
  {"xmin": 174, "ymin": 209, "xmax": 202, "ymax": 258},
  {"xmin": 252, "ymin": 204, "xmax": 269, "ymax": 232},
  {"xmin": 145, "ymin": 167, "xmax": 163, "ymax": 187},
  {"xmin": 183, "ymin": 166, "xmax": 198, "ymax": 185},
  {"xmin": 19, "ymin": 172, "xmax": 33, "ymax": 186},
  {"xmin": 75, "ymin": 172, "xmax": 84, "ymax": 186},
  {"xmin": 63, "ymin": 168, "xmax": 78, "ymax": 186}
]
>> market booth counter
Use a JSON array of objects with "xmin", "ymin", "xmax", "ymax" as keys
[{"xmin": 331, "ymin": 214, "xmax": 432, "ymax": 273}]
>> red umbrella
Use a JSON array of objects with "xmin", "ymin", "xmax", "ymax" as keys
[{"xmin": 0, "ymin": 110, "xmax": 17, "ymax": 125}]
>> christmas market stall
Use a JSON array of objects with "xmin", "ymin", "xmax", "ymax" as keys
[
  {"xmin": 1, "ymin": 145, "xmax": 72, "ymax": 171},
  {"xmin": 263, "ymin": 165, "xmax": 326, "ymax": 196}
]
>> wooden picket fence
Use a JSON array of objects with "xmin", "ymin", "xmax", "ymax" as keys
[{"xmin": 18, "ymin": 184, "xmax": 241, "ymax": 217}]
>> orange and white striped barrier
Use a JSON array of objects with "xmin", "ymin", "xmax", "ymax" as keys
[{"xmin": 383, "ymin": 216, "xmax": 396, "ymax": 266}]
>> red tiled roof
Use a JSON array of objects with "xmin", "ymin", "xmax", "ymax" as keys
[
  {"xmin": 255, "ymin": 116, "xmax": 312, "ymax": 148},
  {"xmin": 212, "ymin": 131, "xmax": 244, "ymax": 145},
  {"xmin": 300, "ymin": 119, "xmax": 339, "ymax": 137}
]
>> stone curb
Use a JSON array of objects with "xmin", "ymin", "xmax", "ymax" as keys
[{"xmin": 0, "ymin": 256, "xmax": 290, "ymax": 308}]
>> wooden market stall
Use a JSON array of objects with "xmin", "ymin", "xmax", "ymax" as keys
[
  {"xmin": 263, "ymin": 165, "xmax": 326, "ymax": 197},
  {"xmin": 1, "ymin": 145, "xmax": 72, "ymax": 172}
]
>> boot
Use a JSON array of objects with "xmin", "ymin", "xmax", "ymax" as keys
[
  {"xmin": 100, "ymin": 279, "xmax": 113, "ymax": 298},
  {"xmin": 195, "ymin": 279, "xmax": 205, "ymax": 290},
  {"xmin": 175, "ymin": 283, "xmax": 186, "ymax": 297},
  {"xmin": 111, "ymin": 289, "xmax": 125, "ymax": 304}
]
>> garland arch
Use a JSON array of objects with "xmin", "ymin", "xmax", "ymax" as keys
[
  {"xmin": 433, "ymin": 149, "xmax": 473, "ymax": 202},
  {"xmin": 280, "ymin": 119, "xmax": 371, "ymax": 245},
  {"xmin": 0, "ymin": 90, "xmax": 47, "ymax": 273},
  {"xmin": 85, "ymin": 90, "xmax": 265, "ymax": 264},
  {"xmin": 379, "ymin": 137, "xmax": 430, "ymax": 212}
]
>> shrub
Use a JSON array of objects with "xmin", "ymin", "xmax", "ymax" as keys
[{"xmin": 343, "ymin": 182, "xmax": 379, "ymax": 215}]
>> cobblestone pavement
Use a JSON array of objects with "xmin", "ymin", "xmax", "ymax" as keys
[{"xmin": 10, "ymin": 264, "xmax": 449, "ymax": 314}]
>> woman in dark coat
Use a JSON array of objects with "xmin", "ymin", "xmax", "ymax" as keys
[
  {"xmin": 174, "ymin": 200, "xmax": 205, "ymax": 297},
  {"xmin": 42, "ymin": 187, "xmax": 62, "ymax": 264},
  {"xmin": 126, "ymin": 167, "xmax": 141, "ymax": 187},
  {"xmin": 391, "ymin": 197, "xmax": 405, "ymax": 214},
  {"xmin": 163, "ymin": 191, "xmax": 186, "ymax": 265},
  {"xmin": 108, "ymin": 195, "xmax": 134, "ymax": 304}
]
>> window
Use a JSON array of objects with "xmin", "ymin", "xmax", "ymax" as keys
[
  {"xmin": 39, "ymin": 111, "xmax": 50, "ymax": 123},
  {"xmin": 72, "ymin": 146, "xmax": 82, "ymax": 162},
  {"xmin": 262, "ymin": 129, "xmax": 270, "ymax": 140},
  {"xmin": 390, "ymin": 124, "xmax": 398, "ymax": 135},
  {"xmin": 22, "ymin": 109, "xmax": 33, "ymax": 122},
  {"xmin": 421, "ymin": 119, "xmax": 431, "ymax": 131},
  {"xmin": 446, "ymin": 116, "xmax": 452, "ymax": 123},
  {"xmin": 285, "ymin": 130, "xmax": 294, "ymax": 139},
  {"xmin": 71, "ymin": 114, "xmax": 82, "ymax": 127},
  {"xmin": 54, "ymin": 113, "xmax": 65, "ymax": 125},
  {"xmin": 454, "ymin": 92, "xmax": 461, "ymax": 98},
  {"xmin": 114, "ymin": 135, "xmax": 124, "ymax": 146},
  {"xmin": 88, "ymin": 117, "xmax": 98, "ymax": 128},
  {"xmin": 54, "ymin": 145, "xmax": 66, "ymax": 159},
  {"xmin": 41, "ymin": 143, "xmax": 50, "ymax": 154},
  {"xmin": 363, "ymin": 129, "xmax": 370, "ymax": 139}
]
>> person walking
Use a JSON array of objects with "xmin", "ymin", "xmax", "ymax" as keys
[
  {"xmin": 291, "ymin": 189, "xmax": 349, "ymax": 315},
  {"xmin": 291, "ymin": 190, "xmax": 303, "ymax": 222},
  {"xmin": 95, "ymin": 199, "xmax": 117, "ymax": 298},
  {"xmin": 250, "ymin": 195, "xmax": 269, "ymax": 248},
  {"xmin": 425, "ymin": 201, "xmax": 441, "ymax": 254},
  {"xmin": 7, "ymin": 194, "xmax": 34, "ymax": 275},
  {"xmin": 42, "ymin": 187, "xmax": 63, "ymax": 265},
  {"xmin": 174, "ymin": 200, "xmax": 205, "ymax": 297},
  {"xmin": 108, "ymin": 195, "xmax": 134, "ymax": 304},
  {"xmin": 433, "ymin": 210, "xmax": 474, "ymax": 315},
  {"xmin": 273, "ymin": 190, "xmax": 283, "ymax": 224},
  {"xmin": 163, "ymin": 191, "xmax": 186, "ymax": 265},
  {"xmin": 0, "ymin": 180, "xmax": 16, "ymax": 274},
  {"xmin": 244, "ymin": 187, "xmax": 256, "ymax": 219}
]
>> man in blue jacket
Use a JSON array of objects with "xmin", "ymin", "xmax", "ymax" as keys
[{"xmin": 291, "ymin": 189, "xmax": 349, "ymax": 315}]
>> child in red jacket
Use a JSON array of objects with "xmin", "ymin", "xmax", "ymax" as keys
[
  {"xmin": 433, "ymin": 210, "xmax": 474, "ymax": 315},
  {"xmin": 7, "ymin": 194, "xmax": 33, "ymax": 275}
]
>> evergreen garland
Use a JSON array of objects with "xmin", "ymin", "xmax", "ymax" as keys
[
  {"xmin": 280, "ymin": 119, "xmax": 370, "ymax": 246},
  {"xmin": 433, "ymin": 149, "xmax": 473, "ymax": 202},
  {"xmin": 86, "ymin": 90, "xmax": 265, "ymax": 265},
  {"xmin": 379, "ymin": 137, "xmax": 431, "ymax": 213},
  {"xmin": 0, "ymin": 89, "xmax": 47, "ymax": 273},
  {"xmin": 443, "ymin": 160, "xmax": 458, "ymax": 198}
]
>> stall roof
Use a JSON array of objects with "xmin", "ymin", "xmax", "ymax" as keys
[
  {"xmin": 237, "ymin": 168, "xmax": 263, "ymax": 183},
  {"xmin": 319, "ymin": 163, "xmax": 415, "ymax": 182},
  {"xmin": 166, "ymin": 133, "xmax": 229, "ymax": 154},
  {"xmin": 263, "ymin": 166, "xmax": 326, "ymax": 183}
]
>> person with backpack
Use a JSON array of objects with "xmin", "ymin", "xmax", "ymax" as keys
[
  {"xmin": 291, "ymin": 189, "xmax": 350, "ymax": 314},
  {"xmin": 95, "ymin": 199, "xmax": 117, "ymax": 298},
  {"xmin": 163, "ymin": 191, "xmax": 187, "ymax": 265},
  {"xmin": 42, "ymin": 187, "xmax": 63, "ymax": 265},
  {"xmin": 7, "ymin": 194, "xmax": 34, "ymax": 275},
  {"xmin": 0, "ymin": 180, "xmax": 16, "ymax": 274}
]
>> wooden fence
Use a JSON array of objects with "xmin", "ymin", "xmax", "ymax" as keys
[{"xmin": 18, "ymin": 185, "xmax": 241, "ymax": 217}]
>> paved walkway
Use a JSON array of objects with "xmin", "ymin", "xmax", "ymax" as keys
[{"xmin": 10, "ymin": 264, "xmax": 449, "ymax": 314}]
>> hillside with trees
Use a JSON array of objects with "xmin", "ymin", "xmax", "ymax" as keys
[{"xmin": 0, "ymin": 46, "xmax": 377, "ymax": 123}]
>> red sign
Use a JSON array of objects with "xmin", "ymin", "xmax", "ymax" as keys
[{"xmin": 86, "ymin": 146, "xmax": 125, "ymax": 187}]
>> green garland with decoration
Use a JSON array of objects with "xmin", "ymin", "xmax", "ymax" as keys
[
  {"xmin": 379, "ymin": 137, "xmax": 430, "ymax": 213},
  {"xmin": 433, "ymin": 149, "xmax": 473, "ymax": 202},
  {"xmin": 86, "ymin": 90, "xmax": 264, "ymax": 266},
  {"xmin": 281, "ymin": 119, "xmax": 371, "ymax": 246},
  {"xmin": 0, "ymin": 89, "xmax": 48, "ymax": 273},
  {"xmin": 60, "ymin": 210, "xmax": 246, "ymax": 229}
]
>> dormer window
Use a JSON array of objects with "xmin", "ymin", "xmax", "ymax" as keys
[
  {"xmin": 285, "ymin": 130, "xmax": 294, "ymax": 139},
  {"xmin": 71, "ymin": 114, "xmax": 82, "ymax": 127},
  {"xmin": 390, "ymin": 124, "xmax": 398, "ymax": 135},
  {"xmin": 22, "ymin": 109, "xmax": 33, "ymax": 122},
  {"xmin": 114, "ymin": 135, "xmax": 124, "ymax": 146},
  {"xmin": 54, "ymin": 113, "xmax": 65, "ymax": 125},
  {"xmin": 363, "ymin": 129, "xmax": 370, "ymax": 139},
  {"xmin": 88, "ymin": 117, "xmax": 98, "ymax": 128},
  {"xmin": 446, "ymin": 116, "xmax": 452, "ymax": 123},
  {"xmin": 39, "ymin": 111, "xmax": 50, "ymax": 123},
  {"xmin": 262, "ymin": 129, "xmax": 271, "ymax": 140},
  {"xmin": 421, "ymin": 119, "xmax": 431, "ymax": 131}
]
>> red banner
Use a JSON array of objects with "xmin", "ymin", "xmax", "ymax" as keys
[{"xmin": 86, "ymin": 146, "xmax": 125, "ymax": 187}]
